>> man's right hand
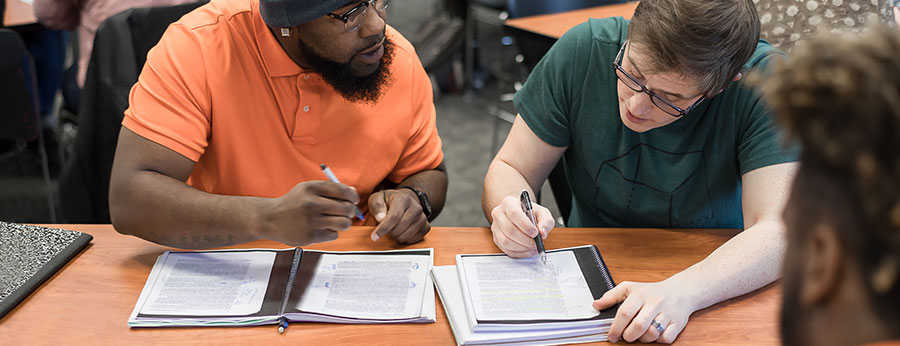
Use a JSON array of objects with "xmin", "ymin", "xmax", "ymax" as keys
[
  {"xmin": 257, "ymin": 181, "xmax": 360, "ymax": 246},
  {"xmin": 489, "ymin": 195, "xmax": 556, "ymax": 257}
]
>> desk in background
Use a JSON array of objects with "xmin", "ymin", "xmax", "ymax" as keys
[
  {"xmin": 3, "ymin": 0, "xmax": 37, "ymax": 27},
  {"xmin": 504, "ymin": 1, "xmax": 638, "ymax": 70},
  {"xmin": 0, "ymin": 226, "xmax": 778, "ymax": 345}
]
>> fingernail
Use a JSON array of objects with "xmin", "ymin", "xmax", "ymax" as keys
[
  {"xmin": 375, "ymin": 212, "xmax": 386, "ymax": 221},
  {"xmin": 371, "ymin": 231, "xmax": 380, "ymax": 241}
]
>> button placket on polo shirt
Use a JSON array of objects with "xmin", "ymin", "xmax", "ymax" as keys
[{"xmin": 291, "ymin": 74, "xmax": 320, "ymax": 145}]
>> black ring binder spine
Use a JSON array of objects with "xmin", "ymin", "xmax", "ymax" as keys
[{"xmin": 589, "ymin": 245, "xmax": 616, "ymax": 289}]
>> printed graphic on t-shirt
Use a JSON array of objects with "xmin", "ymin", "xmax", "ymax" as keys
[{"xmin": 592, "ymin": 143, "xmax": 714, "ymax": 228}]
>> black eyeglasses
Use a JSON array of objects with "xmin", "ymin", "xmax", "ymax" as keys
[
  {"xmin": 328, "ymin": 0, "xmax": 390, "ymax": 33},
  {"xmin": 613, "ymin": 40, "xmax": 705, "ymax": 118}
]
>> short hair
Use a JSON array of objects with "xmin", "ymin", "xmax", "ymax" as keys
[
  {"xmin": 628, "ymin": 0, "xmax": 761, "ymax": 97},
  {"xmin": 759, "ymin": 24, "xmax": 900, "ymax": 328}
]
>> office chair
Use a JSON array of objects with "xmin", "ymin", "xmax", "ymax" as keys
[
  {"xmin": 467, "ymin": 0, "xmax": 629, "ymax": 92},
  {"xmin": 59, "ymin": 1, "xmax": 209, "ymax": 223},
  {"xmin": 0, "ymin": 28, "xmax": 58, "ymax": 223}
]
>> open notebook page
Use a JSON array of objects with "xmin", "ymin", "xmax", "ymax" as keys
[
  {"xmin": 293, "ymin": 253, "xmax": 430, "ymax": 320},
  {"xmin": 138, "ymin": 251, "xmax": 276, "ymax": 316},
  {"xmin": 459, "ymin": 251, "xmax": 598, "ymax": 321}
]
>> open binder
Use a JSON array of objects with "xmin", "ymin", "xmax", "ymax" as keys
[
  {"xmin": 433, "ymin": 245, "xmax": 618, "ymax": 345},
  {"xmin": 129, "ymin": 248, "xmax": 435, "ymax": 327}
]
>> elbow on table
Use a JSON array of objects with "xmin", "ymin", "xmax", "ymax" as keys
[{"xmin": 108, "ymin": 180, "xmax": 141, "ymax": 238}]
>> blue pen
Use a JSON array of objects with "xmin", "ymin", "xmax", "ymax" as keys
[
  {"xmin": 320, "ymin": 164, "xmax": 366, "ymax": 221},
  {"xmin": 278, "ymin": 316, "xmax": 288, "ymax": 334}
]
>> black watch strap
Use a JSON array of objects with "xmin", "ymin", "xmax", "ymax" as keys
[{"xmin": 399, "ymin": 186, "xmax": 432, "ymax": 219}]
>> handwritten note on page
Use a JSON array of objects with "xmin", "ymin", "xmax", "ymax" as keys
[{"xmin": 460, "ymin": 251, "xmax": 598, "ymax": 321}]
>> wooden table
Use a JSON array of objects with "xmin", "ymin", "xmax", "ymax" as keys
[
  {"xmin": 3, "ymin": 0, "xmax": 37, "ymax": 27},
  {"xmin": 505, "ymin": 2, "xmax": 639, "ymax": 40},
  {"xmin": 502, "ymin": 2, "xmax": 638, "ymax": 71},
  {"xmin": 0, "ymin": 226, "xmax": 779, "ymax": 345}
]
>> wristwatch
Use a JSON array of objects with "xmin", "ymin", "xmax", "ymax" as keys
[{"xmin": 400, "ymin": 186, "xmax": 432, "ymax": 220}]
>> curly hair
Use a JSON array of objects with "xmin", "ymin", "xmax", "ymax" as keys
[{"xmin": 758, "ymin": 24, "xmax": 900, "ymax": 327}]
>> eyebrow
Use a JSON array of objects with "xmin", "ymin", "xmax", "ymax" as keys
[{"xmin": 625, "ymin": 50, "xmax": 690, "ymax": 100}]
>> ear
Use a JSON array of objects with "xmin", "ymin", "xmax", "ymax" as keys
[{"xmin": 799, "ymin": 224, "xmax": 844, "ymax": 306}]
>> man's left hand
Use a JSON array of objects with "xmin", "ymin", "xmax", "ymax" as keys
[
  {"xmin": 368, "ymin": 189, "xmax": 430, "ymax": 244},
  {"xmin": 592, "ymin": 280, "xmax": 695, "ymax": 344}
]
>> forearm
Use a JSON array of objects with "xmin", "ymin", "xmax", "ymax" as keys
[
  {"xmin": 110, "ymin": 170, "xmax": 267, "ymax": 249},
  {"xmin": 397, "ymin": 163, "xmax": 448, "ymax": 219},
  {"xmin": 482, "ymin": 158, "xmax": 539, "ymax": 223},
  {"xmin": 667, "ymin": 220, "xmax": 786, "ymax": 312}
]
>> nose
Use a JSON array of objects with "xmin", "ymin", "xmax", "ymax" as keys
[
  {"xmin": 627, "ymin": 90, "xmax": 653, "ymax": 116},
  {"xmin": 358, "ymin": 2, "xmax": 386, "ymax": 38}
]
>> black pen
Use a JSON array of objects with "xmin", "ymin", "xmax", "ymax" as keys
[{"xmin": 520, "ymin": 189, "xmax": 547, "ymax": 265}]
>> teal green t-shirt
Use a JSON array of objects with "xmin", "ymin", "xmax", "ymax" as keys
[{"xmin": 513, "ymin": 17, "xmax": 799, "ymax": 229}]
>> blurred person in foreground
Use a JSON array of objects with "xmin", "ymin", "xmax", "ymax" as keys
[{"xmin": 757, "ymin": 25, "xmax": 900, "ymax": 346}]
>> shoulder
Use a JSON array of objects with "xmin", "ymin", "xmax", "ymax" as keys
[
  {"xmin": 148, "ymin": 0, "xmax": 258, "ymax": 65},
  {"xmin": 742, "ymin": 40, "xmax": 786, "ymax": 73},
  {"xmin": 384, "ymin": 25, "xmax": 430, "ymax": 92},
  {"xmin": 553, "ymin": 17, "xmax": 625, "ymax": 50},
  {"xmin": 584, "ymin": 16, "xmax": 628, "ymax": 46},
  {"xmin": 385, "ymin": 25, "xmax": 421, "ymax": 73},
  {"xmin": 168, "ymin": 0, "xmax": 254, "ymax": 38},
  {"xmin": 544, "ymin": 17, "xmax": 626, "ymax": 67}
]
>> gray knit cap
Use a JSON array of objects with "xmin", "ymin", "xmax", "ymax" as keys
[{"xmin": 259, "ymin": 0, "xmax": 349, "ymax": 27}]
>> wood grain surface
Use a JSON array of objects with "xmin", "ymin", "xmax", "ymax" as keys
[{"xmin": 0, "ymin": 225, "xmax": 779, "ymax": 345}]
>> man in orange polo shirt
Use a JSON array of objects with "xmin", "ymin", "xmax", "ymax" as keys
[{"xmin": 108, "ymin": 0, "xmax": 447, "ymax": 249}]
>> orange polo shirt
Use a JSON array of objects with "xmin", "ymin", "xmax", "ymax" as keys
[{"xmin": 122, "ymin": 0, "xmax": 443, "ymax": 222}]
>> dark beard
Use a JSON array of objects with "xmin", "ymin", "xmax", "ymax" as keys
[{"xmin": 298, "ymin": 37, "xmax": 394, "ymax": 104}]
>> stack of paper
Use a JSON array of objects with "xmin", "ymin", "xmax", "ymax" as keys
[{"xmin": 432, "ymin": 246, "xmax": 618, "ymax": 345}]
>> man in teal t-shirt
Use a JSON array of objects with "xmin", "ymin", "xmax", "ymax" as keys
[{"xmin": 482, "ymin": 0, "xmax": 798, "ymax": 343}]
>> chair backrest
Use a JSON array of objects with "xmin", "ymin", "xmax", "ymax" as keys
[
  {"xmin": 507, "ymin": 0, "xmax": 629, "ymax": 19},
  {"xmin": 0, "ymin": 28, "xmax": 40, "ymax": 142},
  {"xmin": 58, "ymin": 1, "xmax": 208, "ymax": 223}
]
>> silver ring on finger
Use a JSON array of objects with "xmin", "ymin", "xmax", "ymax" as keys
[{"xmin": 650, "ymin": 319, "xmax": 665, "ymax": 335}]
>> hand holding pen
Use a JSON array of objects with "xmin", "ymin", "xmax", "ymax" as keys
[
  {"xmin": 520, "ymin": 190, "xmax": 548, "ymax": 265},
  {"xmin": 320, "ymin": 164, "xmax": 366, "ymax": 221},
  {"xmin": 487, "ymin": 190, "xmax": 556, "ymax": 258},
  {"xmin": 256, "ymin": 170, "xmax": 362, "ymax": 246}
]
